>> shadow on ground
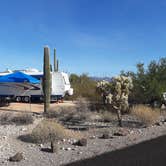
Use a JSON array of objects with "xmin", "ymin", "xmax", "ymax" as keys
[{"xmin": 65, "ymin": 135, "xmax": 166, "ymax": 166}]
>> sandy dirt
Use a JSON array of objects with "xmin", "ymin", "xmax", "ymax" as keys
[{"xmin": 0, "ymin": 101, "xmax": 76, "ymax": 113}]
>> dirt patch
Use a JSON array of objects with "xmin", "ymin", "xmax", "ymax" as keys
[{"xmin": 0, "ymin": 101, "xmax": 76, "ymax": 114}]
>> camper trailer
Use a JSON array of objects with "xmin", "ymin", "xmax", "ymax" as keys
[{"xmin": 0, "ymin": 69, "xmax": 73, "ymax": 102}]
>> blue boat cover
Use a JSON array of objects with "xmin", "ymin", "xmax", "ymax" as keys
[{"xmin": 0, "ymin": 72, "xmax": 40, "ymax": 84}]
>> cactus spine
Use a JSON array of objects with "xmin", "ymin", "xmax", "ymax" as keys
[{"xmin": 43, "ymin": 46, "xmax": 51, "ymax": 113}]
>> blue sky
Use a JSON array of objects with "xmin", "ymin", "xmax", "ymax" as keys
[{"xmin": 0, "ymin": 0, "xmax": 166, "ymax": 76}]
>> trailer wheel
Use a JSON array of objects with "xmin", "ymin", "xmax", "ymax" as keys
[
  {"xmin": 16, "ymin": 96, "xmax": 21, "ymax": 102},
  {"xmin": 24, "ymin": 96, "xmax": 30, "ymax": 103}
]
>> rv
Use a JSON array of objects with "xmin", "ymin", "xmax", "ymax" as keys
[{"xmin": 0, "ymin": 68, "xmax": 73, "ymax": 102}]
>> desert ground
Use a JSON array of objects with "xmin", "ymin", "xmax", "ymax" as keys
[{"xmin": 0, "ymin": 102, "xmax": 166, "ymax": 166}]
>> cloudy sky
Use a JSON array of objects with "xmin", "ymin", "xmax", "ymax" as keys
[{"xmin": 0, "ymin": 0, "xmax": 166, "ymax": 76}]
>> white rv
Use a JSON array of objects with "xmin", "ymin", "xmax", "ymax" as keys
[{"xmin": 0, "ymin": 69, "xmax": 73, "ymax": 102}]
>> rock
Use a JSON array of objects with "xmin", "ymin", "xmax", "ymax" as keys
[
  {"xmin": 155, "ymin": 122, "xmax": 163, "ymax": 126},
  {"xmin": 74, "ymin": 138, "xmax": 87, "ymax": 146},
  {"xmin": 39, "ymin": 144, "xmax": 44, "ymax": 148},
  {"xmin": 62, "ymin": 139, "xmax": 66, "ymax": 142},
  {"xmin": 101, "ymin": 133, "xmax": 110, "ymax": 139},
  {"xmin": 161, "ymin": 104, "xmax": 166, "ymax": 109},
  {"xmin": 9, "ymin": 152, "xmax": 23, "ymax": 162},
  {"xmin": 114, "ymin": 129, "xmax": 129, "ymax": 136},
  {"xmin": 65, "ymin": 147, "xmax": 71, "ymax": 151},
  {"xmin": 90, "ymin": 135, "xmax": 96, "ymax": 139}
]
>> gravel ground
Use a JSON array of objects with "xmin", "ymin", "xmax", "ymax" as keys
[{"xmin": 0, "ymin": 113, "xmax": 166, "ymax": 166}]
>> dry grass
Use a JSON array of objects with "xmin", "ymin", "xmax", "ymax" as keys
[{"xmin": 131, "ymin": 105, "xmax": 160, "ymax": 126}]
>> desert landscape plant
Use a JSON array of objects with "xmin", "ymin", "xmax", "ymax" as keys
[
  {"xmin": 30, "ymin": 119, "xmax": 67, "ymax": 143},
  {"xmin": 43, "ymin": 46, "xmax": 51, "ymax": 113},
  {"xmin": 111, "ymin": 75, "xmax": 133, "ymax": 127},
  {"xmin": 131, "ymin": 105, "xmax": 160, "ymax": 126}
]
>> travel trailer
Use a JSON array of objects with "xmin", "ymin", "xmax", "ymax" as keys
[{"xmin": 0, "ymin": 68, "xmax": 73, "ymax": 102}]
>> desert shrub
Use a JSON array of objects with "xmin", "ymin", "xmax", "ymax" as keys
[
  {"xmin": 100, "ymin": 111, "xmax": 116, "ymax": 122},
  {"xmin": 0, "ymin": 113, "xmax": 34, "ymax": 125},
  {"xmin": 131, "ymin": 105, "xmax": 160, "ymax": 125},
  {"xmin": 67, "ymin": 74, "xmax": 100, "ymax": 101},
  {"xmin": 12, "ymin": 113, "xmax": 34, "ymax": 125},
  {"xmin": 0, "ymin": 113, "xmax": 13, "ymax": 125},
  {"xmin": 30, "ymin": 119, "xmax": 67, "ymax": 143},
  {"xmin": 75, "ymin": 97, "xmax": 90, "ymax": 112}
]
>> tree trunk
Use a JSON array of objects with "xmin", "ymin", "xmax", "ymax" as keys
[{"xmin": 117, "ymin": 109, "xmax": 122, "ymax": 127}]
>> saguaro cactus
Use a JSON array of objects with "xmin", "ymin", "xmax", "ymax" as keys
[
  {"xmin": 57, "ymin": 59, "xmax": 59, "ymax": 72},
  {"xmin": 43, "ymin": 46, "xmax": 51, "ymax": 113},
  {"xmin": 54, "ymin": 48, "xmax": 57, "ymax": 72}
]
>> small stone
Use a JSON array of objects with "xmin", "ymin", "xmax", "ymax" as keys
[
  {"xmin": 101, "ymin": 131, "xmax": 110, "ymax": 139},
  {"xmin": 39, "ymin": 144, "xmax": 44, "ymax": 148},
  {"xmin": 9, "ymin": 152, "xmax": 23, "ymax": 162},
  {"xmin": 74, "ymin": 138, "xmax": 87, "ymax": 146},
  {"xmin": 65, "ymin": 147, "xmax": 71, "ymax": 151},
  {"xmin": 21, "ymin": 128, "xmax": 27, "ymax": 131},
  {"xmin": 155, "ymin": 122, "xmax": 162, "ymax": 126},
  {"xmin": 90, "ymin": 135, "xmax": 96, "ymax": 139},
  {"xmin": 114, "ymin": 129, "xmax": 129, "ymax": 136},
  {"xmin": 62, "ymin": 139, "xmax": 66, "ymax": 142}
]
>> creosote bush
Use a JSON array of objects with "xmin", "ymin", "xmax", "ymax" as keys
[
  {"xmin": 131, "ymin": 105, "xmax": 160, "ymax": 126},
  {"xmin": 30, "ymin": 119, "xmax": 67, "ymax": 143},
  {"xmin": 0, "ymin": 113, "xmax": 34, "ymax": 125}
]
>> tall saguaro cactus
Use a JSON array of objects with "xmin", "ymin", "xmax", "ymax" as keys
[
  {"xmin": 43, "ymin": 46, "xmax": 51, "ymax": 113},
  {"xmin": 54, "ymin": 48, "xmax": 57, "ymax": 72},
  {"xmin": 56, "ymin": 59, "xmax": 59, "ymax": 72}
]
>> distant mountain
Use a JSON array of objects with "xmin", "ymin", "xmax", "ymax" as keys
[{"xmin": 90, "ymin": 76, "xmax": 113, "ymax": 82}]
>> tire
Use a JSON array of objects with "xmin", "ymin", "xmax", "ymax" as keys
[
  {"xmin": 16, "ymin": 96, "xmax": 21, "ymax": 102},
  {"xmin": 24, "ymin": 96, "xmax": 30, "ymax": 103}
]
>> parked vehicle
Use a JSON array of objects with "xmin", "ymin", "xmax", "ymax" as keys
[{"xmin": 0, "ymin": 69, "xmax": 73, "ymax": 102}]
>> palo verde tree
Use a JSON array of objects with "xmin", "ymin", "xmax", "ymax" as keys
[{"xmin": 43, "ymin": 46, "xmax": 51, "ymax": 113}]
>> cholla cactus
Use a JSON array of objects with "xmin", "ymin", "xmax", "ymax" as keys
[
  {"xmin": 96, "ymin": 80, "xmax": 110, "ymax": 104},
  {"xmin": 112, "ymin": 75, "xmax": 133, "ymax": 126}
]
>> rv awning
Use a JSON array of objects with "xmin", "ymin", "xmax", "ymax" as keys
[{"xmin": 0, "ymin": 72, "xmax": 40, "ymax": 84}]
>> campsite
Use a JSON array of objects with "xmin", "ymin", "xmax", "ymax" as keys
[{"xmin": 1, "ymin": 1, "xmax": 166, "ymax": 166}]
